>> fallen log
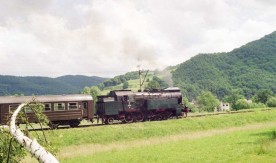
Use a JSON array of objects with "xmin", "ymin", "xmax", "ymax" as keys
[{"xmin": 10, "ymin": 103, "xmax": 59, "ymax": 163}]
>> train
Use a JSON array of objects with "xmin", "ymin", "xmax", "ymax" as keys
[{"xmin": 0, "ymin": 87, "xmax": 184, "ymax": 128}]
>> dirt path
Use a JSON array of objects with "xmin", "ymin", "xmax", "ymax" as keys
[{"xmin": 54, "ymin": 121, "xmax": 276, "ymax": 160}]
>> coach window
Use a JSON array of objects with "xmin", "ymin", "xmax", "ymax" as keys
[
  {"xmin": 44, "ymin": 103, "xmax": 51, "ymax": 112},
  {"xmin": 9, "ymin": 105, "xmax": 19, "ymax": 113},
  {"xmin": 68, "ymin": 102, "xmax": 78, "ymax": 110},
  {"xmin": 54, "ymin": 103, "xmax": 65, "ymax": 111},
  {"xmin": 24, "ymin": 106, "xmax": 33, "ymax": 113}
]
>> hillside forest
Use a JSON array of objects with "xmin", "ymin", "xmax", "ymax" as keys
[
  {"xmin": 83, "ymin": 31, "xmax": 276, "ymax": 111},
  {"xmin": 172, "ymin": 31, "xmax": 276, "ymax": 101}
]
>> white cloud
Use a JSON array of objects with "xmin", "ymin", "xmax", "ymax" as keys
[{"xmin": 0, "ymin": 0, "xmax": 275, "ymax": 77}]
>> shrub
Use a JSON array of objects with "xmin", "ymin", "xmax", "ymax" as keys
[
  {"xmin": 235, "ymin": 99, "xmax": 250, "ymax": 110},
  {"xmin": 249, "ymin": 102, "xmax": 266, "ymax": 108},
  {"xmin": 266, "ymin": 97, "xmax": 276, "ymax": 107},
  {"xmin": 123, "ymin": 81, "xmax": 129, "ymax": 89},
  {"xmin": 0, "ymin": 127, "xmax": 26, "ymax": 163},
  {"xmin": 197, "ymin": 91, "xmax": 220, "ymax": 112}
]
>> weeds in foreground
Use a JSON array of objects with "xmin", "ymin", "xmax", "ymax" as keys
[{"xmin": 257, "ymin": 131, "xmax": 276, "ymax": 155}]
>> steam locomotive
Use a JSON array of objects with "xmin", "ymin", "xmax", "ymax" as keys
[
  {"xmin": 96, "ymin": 87, "xmax": 183, "ymax": 124},
  {"xmin": 0, "ymin": 87, "xmax": 183, "ymax": 127}
]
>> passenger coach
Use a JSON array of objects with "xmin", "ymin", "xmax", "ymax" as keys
[{"xmin": 0, "ymin": 94, "xmax": 93, "ymax": 128}]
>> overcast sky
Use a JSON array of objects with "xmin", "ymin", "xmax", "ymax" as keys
[{"xmin": 0, "ymin": 0, "xmax": 275, "ymax": 77}]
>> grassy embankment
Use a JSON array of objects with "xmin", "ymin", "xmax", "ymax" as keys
[
  {"xmin": 26, "ymin": 108, "xmax": 276, "ymax": 162},
  {"xmin": 101, "ymin": 78, "xmax": 145, "ymax": 94}
]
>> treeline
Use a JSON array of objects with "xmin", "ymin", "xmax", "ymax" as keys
[
  {"xmin": 184, "ymin": 88, "xmax": 276, "ymax": 113},
  {"xmin": 172, "ymin": 31, "xmax": 276, "ymax": 101},
  {"xmin": 97, "ymin": 71, "xmax": 139, "ymax": 90},
  {"xmin": 0, "ymin": 75, "xmax": 106, "ymax": 95}
]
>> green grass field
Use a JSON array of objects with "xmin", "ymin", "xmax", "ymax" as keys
[
  {"xmin": 62, "ymin": 125, "xmax": 276, "ymax": 163},
  {"xmin": 24, "ymin": 109, "xmax": 276, "ymax": 163}
]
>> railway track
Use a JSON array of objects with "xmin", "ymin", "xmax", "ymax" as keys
[{"xmin": 27, "ymin": 108, "xmax": 274, "ymax": 131}]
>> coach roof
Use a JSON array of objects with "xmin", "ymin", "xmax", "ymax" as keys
[{"xmin": 0, "ymin": 94, "xmax": 93, "ymax": 104}]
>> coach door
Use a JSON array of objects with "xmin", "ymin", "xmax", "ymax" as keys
[{"xmin": 82, "ymin": 101, "xmax": 88, "ymax": 118}]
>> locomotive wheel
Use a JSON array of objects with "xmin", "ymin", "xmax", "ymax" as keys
[
  {"xmin": 147, "ymin": 111, "xmax": 154, "ymax": 120},
  {"xmin": 125, "ymin": 113, "xmax": 134, "ymax": 123},
  {"xmin": 162, "ymin": 113, "xmax": 169, "ymax": 120},
  {"xmin": 155, "ymin": 114, "xmax": 162, "ymax": 121},
  {"xmin": 135, "ymin": 112, "xmax": 144, "ymax": 122},
  {"xmin": 102, "ymin": 117, "xmax": 105, "ymax": 124},
  {"xmin": 69, "ymin": 121, "xmax": 80, "ymax": 127},
  {"xmin": 119, "ymin": 116, "xmax": 126, "ymax": 123},
  {"xmin": 168, "ymin": 113, "xmax": 174, "ymax": 119},
  {"xmin": 107, "ymin": 117, "xmax": 114, "ymax": 125}
]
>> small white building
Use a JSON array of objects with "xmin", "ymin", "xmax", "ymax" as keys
[{"xmin": 216, "ymin": 102, "xmax": 230, "ymax": 112}]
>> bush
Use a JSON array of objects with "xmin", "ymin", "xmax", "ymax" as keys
[
  {"xmin": 0, "ymin": 127, "xmax": 26, "ymax": 163},
  {"xmin": 182, "ymin": 97, "xmax": 197, "ymax": 113},
  {"xmin": 249, "ymin": 102, "xmax": 266, "ymax": 108},
  {"xmin": 266, "ymin": 97, "xmax": 276, "ymax": 107},
  {"xmin": 197, "ymin": 91, "xmax": 220, "ymax": 112},
  {"xmin": 123, "ymin": 81, "xmax": 129, "ymax": 89},
  {"xmin": 186, "ymin": 103, "xmax": 198, "ymax": 113},
  {"xmin": 235, "ymin": 99, "xmax": 250, "ymax": 110}
]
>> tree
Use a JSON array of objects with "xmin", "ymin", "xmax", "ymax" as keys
[
  {"xmin": 146, "ymin": 80, "xmax": 160, "ymax": 90},
  {"xmin": 254, "ymin": 89, "xmax": 273, "ymax": 104},
  {"xmin": 223, "ymin": 89, "xmax": 244, "ymax": 110},
  {"xmin": 235, "ymin": 99, "xmax": 250, "ymax": 110},
  {"xmin": 82, "ymin": 86, "xmax": 101, "ymax": 103},
  {"xmin": 267, "ymin": 96, "xmax": 276, "ymax": 107},
  {"xmin": 1, "ymin": 101, "xmax": 57, "ymax": 163},
  {"xmin": 197, "ymin": 91, "xmax": 220, "ymax": 112},
  {"xmin": 182, "ymin": 96, "xmax": 197, "ymax": 112},
  {"xmin": 152, "ymin": 76, "xmax": 168, "ymax": 88},
  {"xmin": 9, "ymin": 103, "xmax": 58, "ymax": 163},
  {"xmin": 97, "ymin": 83, "xmax": 104, "ymax": 91},
  {"xmin": 123, "ymin": 81, "xmax": 129, "ymax": 89}
]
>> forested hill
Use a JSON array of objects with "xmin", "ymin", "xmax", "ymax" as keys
[
  {"xmin": 172, "ymin": 31, "xmax": 276, "ymax": 100},
  {"xmin": 56, "ymin": 75, "xmax": 108, "ymax": 91},
  {"xmin": 0, "ymin": 75, "xmax": 108, "ymax": 95}
]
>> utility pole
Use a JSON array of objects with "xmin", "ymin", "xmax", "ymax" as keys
[
  {"xmin": 137, "ymin": 65, "xmax": 142, "ymax": 91},
  {"xmin": 137, "ymin": 65, "xmax": 148, "ymax": 92}
]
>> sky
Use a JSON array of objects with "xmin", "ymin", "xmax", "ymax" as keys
[{"xmin": 0, "ymin": 0, "xmax": 275, "ymax": 78}]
